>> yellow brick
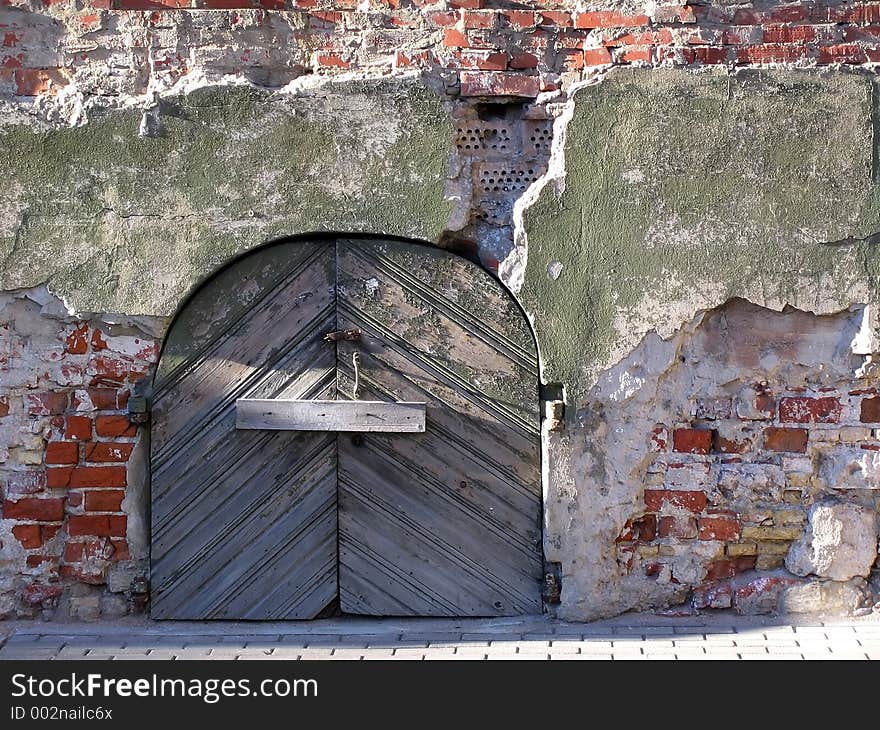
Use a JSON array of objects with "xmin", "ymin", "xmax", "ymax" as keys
[
  {"xmin": 757, "ymin": 540, "xmax": 791, "ymax": 556},
  {"xmin": 645, "ymin": 472, "xmax": 664, "ymax": 486},
  {"xmin": 786, "ymin": 473, "xmax": 811, "ymax": 488},
  {"xmin": 658, "ymin": 545, "xmax": 677, "ymax": 557},
  {"xmin": 726, "ymin": 541, "xmax": 757, "ymax": 557},
  {"xmin": 637, "ymin": 544, "xmax": 659, "ymax": 558},
  {"xmin": 756, "ymin": 555, "xmax": 785, "ymax": 570},
  {"xmin": 741, "ymin": 526, "xmax": 802, "ymax": 541},
  {"xmin": 783, "ymin": 489, "xmax": 803, "ymax": 504},
  {"xmin": 773, "ymin": 509, "xmax": 806, "ymax": 525}
]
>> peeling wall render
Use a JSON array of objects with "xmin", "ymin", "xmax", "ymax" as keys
[{"xmin": 1, "ymin": 1, "xmax": 880, "ymax": 622}]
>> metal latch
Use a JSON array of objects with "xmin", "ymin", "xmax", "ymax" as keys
[{"xmin": 323, "ymin": 328, "xmax": 361, "ymax": 342}]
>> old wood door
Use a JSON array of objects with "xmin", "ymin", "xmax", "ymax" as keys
[{"xmin": 151, "ymin": 238, "xmax": 542, "ymax": 619}]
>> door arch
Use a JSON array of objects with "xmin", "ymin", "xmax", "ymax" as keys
[{"xmin": 150, "ymin": 236, "xmax": 542, "ymax": 619}]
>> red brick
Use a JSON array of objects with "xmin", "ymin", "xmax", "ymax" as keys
[
  {"xmin": 764, "ymin": 427, "xmax": 808, "ymax": 452},
  {"xmin": 21, "ymin": 582, "xmax": 63, "ymax": 605},
  {"xmin": 314, "ymin": 52, "xmax": 350, "ymax": 69},
  {"xmin": 617, "ymin": 514, "xmax": 657, "ymax": 542},
  {"xmin": 84, "ymin": 442, "xmax": 133, "ymax": 463},
  {"xmin": 509, "ymin": 52, "xmax": 539, "ymax": 69},
  {"xmin": 449, "ymin": 0, "xmax": 484, "ymax": 8},
  {"xmin": 42, "ymin": 524, "xmax": 60, "ymax": 542},
  {"xmin": 658, "ymin": 515, "xmax": 698, "ymax": 539},
  {"xmin": 3, "ymin": 497, "xmax": 65, "ymax": 522},
  {"xmin": 46, "ymin": 466, "xmax": 74, "ymax": 489},
  {"xmin": 692, "ymin": 581, "xmax": 732, "ymax": 609},
  {"xmin": 705, "ymin": 557, "xmax": 755, "ymax": 581},
  {"xmin": 430, "ymin": 11, "xmax": 457, "ymax": 27},
  {"xmin": 583, "ymin": 47, "xmax": 612, "ymax": 66},
  {"xmin": 65, "ymin": 323, "xmax": 89, "ymax": 354},
  {"xmin": 95, "ymin": 415, "xmax": 136, "ymax": 437},
  {"xmin": 111, "ymin": 538, "xmax": 131, "ymax": 561},
  {"xmin": 843, "ymin": 25, "xmax": 880, "ymax": 42},
  {"xmin": 83, "ymin": 489, "xmax": 126, "ymax": 512},
  {"xmin": 539, "ymin": 11, "xmax": 572, "ymax": 27},
  {"xmin": 12, "ymin": 524, "xmax": 42, "ymax": 549},
  {"xmin": 691, "ymin": 46, "xmax": 730, "ymax": 64},
  {"xmin": 0, "ymin": 396, "xmax": 8, "ymax": 418},
  {"xmin": 767, "ymin": 5, "xmax": 811, "ymax": 22},
  {"xmin": 644, "ymin": 489, "xmax": 707, "ymax": 513},
  {"xmin": 779, "ymin": 396, "xmax": 841, "ymax": 423},
  {"xmin": 698, "ymin": 516, "xmax": 741, "ymax": 541},
  {"xmin": 65, "ymin": 415, "xmax": 92, "ymax": 440},
  {"xmin": 45, "ymin": 441, "xmax": 79, "ymax": 465},
  {"xmin": 26, "ymin": 391, "xmax": 68, "ymax": 416},
  {"xmin": 443, "ymin": 28, "xmax": 470, "ymax": 48},
  {"xmin": 456, "ymin": 50, "xmax": 508, "ymax": 70},
  {"xmin": 621, "ymin": 46, "xmax": 652, "ymax": 63},
  {"xmin": 502, "ymin": 10, "xmax": 537, "ymax": 29},
  {"xmin": 13, "ymin": 67, "xmax": 69, "ymax": 96},
  {"xmin": 736, "ymin": 44, "xmax": 810, "ymax": 63},
  {"xmin": 113, "ymin": 0, "xmax": 190, "ymax": 8},
  {"xmin": 761, "ymin": 24, "xmax": 816, "ymax": 43},
  {"xmin": 861, "ymin": 396, "xmax": 880, "ymax": 422},
  {"xmin": 68, "ymin": 466, "xmax": 126, "ymax": 488},
  {"xmin": 86, "ymin": 387, "xmax": 129, "ymax": 410},
  {"xmin": 672, "ymin": 428, "xmax": 713, "ymax": 454},
  {"xmin": 394, "ymin": 50, "xmax": 431, "ymax": 68},
  {"xmin": 67, "ymin": 514, "xmax": 127, "ymax": 538},
  {"xmin": 462, "ymin": 10, "xmax": 495, "ymax": 29},
  {"xmin": 459, "ymin": 71, "xmax": 540, "ymax": 97},
  {"xmin": 575, "ymin": 11, "xmax": 650, "ymax": 29}
]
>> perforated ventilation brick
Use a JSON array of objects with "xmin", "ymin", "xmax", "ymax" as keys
[
  {"xmin": 477, "ymin": 164, "xmax": 544, "ymax": 196},
  {"xmin": 455, "ymin": 121, "xmax": 514, "ymax": 156},
  {"xmin": 524, "ymin": 120, "xmax": 553, "ymax": 154}
]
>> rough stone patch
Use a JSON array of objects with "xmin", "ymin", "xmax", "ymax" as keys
[{"xmin": 785, "ymin": 502, "xmax": 878, "ymax": 581}]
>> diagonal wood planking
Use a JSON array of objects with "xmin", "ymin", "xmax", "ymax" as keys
[
  {"xmin": 151, "ymin": 237, "xmax": 542, "ymax": 619},
  {"xmin": 151, "ymin": 241, "xmax": 339, "ymax": 619},
  {"xmin": 335, "ymin": 239, "xmax": 543, "ymax": 617}
]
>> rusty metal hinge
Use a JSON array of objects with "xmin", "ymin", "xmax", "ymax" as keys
[
  {"xmin": 542, "ymin": 562, "xmax": 562, "ymax": 605},
  {"xmin": 323, "ymin": 328, "xmax": 361, "ymax": 342},
  {"xmin": 541, "ymin": 383, "xmax": 565, "ymax": 432},
  {"xmin": 127, "ymin": 395, "xmax": 149, "ymax": 426}
]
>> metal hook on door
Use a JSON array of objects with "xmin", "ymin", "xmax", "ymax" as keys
[{"xmin": 352, "ymin": 351, "xmax": 361, "ymax": 400}]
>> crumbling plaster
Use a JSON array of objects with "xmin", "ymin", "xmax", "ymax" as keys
[
  {"xmin": 520, "ymin": 67, "xmax": 880, "ymax": 619},
  {"xmin": 0, "ymin": 75, "xmax": 454, "ymax": 317},
  {"xmin": 4, "ymin": 64, "xmax": 880, "ymax": 620}
]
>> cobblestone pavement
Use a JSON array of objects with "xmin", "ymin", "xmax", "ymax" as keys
[{"xmin": 1, "ymin": 613, "xmax": 879, "ymax": 660}]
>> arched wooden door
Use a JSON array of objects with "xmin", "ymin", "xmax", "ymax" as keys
[{"xmin": 150, "ymin": 238, "xmax": 542, "ymax": 619}]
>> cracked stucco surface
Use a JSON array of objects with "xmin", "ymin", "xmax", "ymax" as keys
[
  {"xmin": 521, "ymin": 68, "xmax": 880, "ymax": 396},
  {"xmin": 521, "ymin": 68, "xmax": 880, "ymax": 620},
  {"xmin": 0, "ymin": 76, "xmax": 453, "ymax": 316}
]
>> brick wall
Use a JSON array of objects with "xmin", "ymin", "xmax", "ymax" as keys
[
  {"xmin": 0, "ymin": 289, "xmax": 160, "ymax": 618},
  {"xmin": 8, "ymin": 1, "xmax": 880, "ymax": 102},
  {"xmin": 611, "ymin": 300, "xmax": 880, "ymax": 615}
]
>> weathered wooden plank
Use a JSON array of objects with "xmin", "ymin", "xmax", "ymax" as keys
[
  {"xmin": 336, "ymin": 239, "xmax": 542, "ymax": 617},
  {"xmin": 151, "ymin": 240, "xmax": 339, "ymax": 620},
  {"xmin": 235, "ymin": 399, "xmax": 426, "ymax": 432}
]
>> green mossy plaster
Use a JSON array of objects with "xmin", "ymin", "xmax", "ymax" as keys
[
  {"xmin": 0, "ymin": 79, "xmax": 452, "ymax": 315},
  {"xmin": 522, "ymin": 68, "xmax": 880, "ymax": 397}
]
